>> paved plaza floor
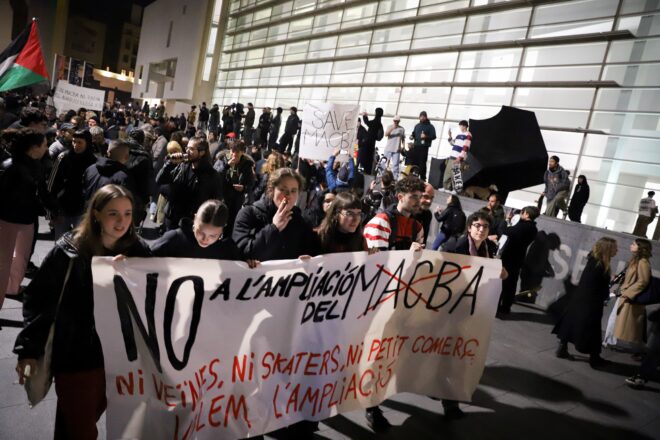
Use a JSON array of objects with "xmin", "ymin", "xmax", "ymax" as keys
[{"xmin": 0, "ymin": 221, "xmax": 658, "ymax": 440}]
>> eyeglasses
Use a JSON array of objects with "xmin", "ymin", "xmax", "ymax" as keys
[
  {"xmin": 340, "ymin": 210, "xmax": 361, "ymax": 220},
  {"xmin": 323, "ymin": 198, "xmax": 335, "ymax": 204},
  {"xmin": 471, "ymin": 223, "xmax": 490, "ymax": 230}
]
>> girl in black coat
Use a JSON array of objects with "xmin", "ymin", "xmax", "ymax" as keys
[
  {"xmin": 431, "ymin": 194, "xmax": 466, "ymax": 250},
  {"xmin": 553, "ymin": 237, "xmax": 617, "ymax": 368},
  {"xmin": 568, "ymin": 175, "xmax": 590, "ymax": 223},
  {"xmin": 0, "ymin": 129, "xmax": 53, "ymax": 308},
  {"xmin": 14, "ymin": 184, "xmax": 151, "ymax": 439},
  {"xmin": 233, "ymin": 168, "xmax": 320, "ymax": 261},
  {"xmin": 151, "ymin": 199, "xmax": 243, "ymax": 261}
]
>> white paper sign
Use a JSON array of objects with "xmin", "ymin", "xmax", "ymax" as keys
[
  {"xmin": 93, "ymin": 250, "xmax": 501, "ymax": 440},
  {"xmin": 53, "ymin": 80, "xmax": 105, "ymax": 113},
  {"xmin": 299, "ymin": 103, "xmax": 359, "ymax": 161}
]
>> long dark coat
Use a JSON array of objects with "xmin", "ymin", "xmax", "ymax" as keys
[{"xmin": 552, "ymin": 255, "xmax": 610, "ymax": 354}]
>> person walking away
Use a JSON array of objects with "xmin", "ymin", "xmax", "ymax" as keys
[
  {"xmin": 444, "ymin": 120, "xmax": 471, "ymax": 191},
  {"xmin": 409, "ymin": 111, "xmax": 436, "ymax": 181},
  {"xmin": 14, "ymin": 185, "xmax": 151, "ymax": 439},
  {"xmin": 358, "ymin": 108, "xmax": 384, "ymax": 175},
  {"xmin": 497, "ymin": 206, "xmax": 540, "ymax": 316},
  {"xmin": 612, "ymin": 239, "xmax": 652, "ymax": 352},
  {"xmin": 553, "ymin": 237, "xmax": 617, "ymax": 368},
  {"xmin": 632, "ymin": 191, "xmax": 657, "ymax": 237},
  {"xmin": 383, "ymin": 116, "xmax": 405, "ymax": 179},
  {"xmin": 48, "ymin": 129, "xmax": 97, "ymax": 238},
  {"xmin": 542, "ymin": 155, "xmax": 570, "ymax": 217},
  {"xmin": 431, "ymin": 194, "xmax": 466, "ymax": 250},
  {"xmin": 0, "ymin": 129, "xmax": 54, "ymax": 309},
  {"xmin": 568, "ymin": 175, "xmax": 590, "ymax": 223}
]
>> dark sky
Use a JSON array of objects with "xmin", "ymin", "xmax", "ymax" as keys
[{"xmin": 69, "ymin": 0, "xmax": 155, "ymax": 70}]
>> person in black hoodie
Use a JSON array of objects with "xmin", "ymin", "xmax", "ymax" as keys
[
  {"xmin": 0, "ymin": 129, "xmax": 55, "ymax": 308},
  {"xmin": 431, "ymin": 194, "xmax": 466, "ymax": 250},
  {"xmin": 497, "ymin": 206, "xmax": 540, "ymax": 316},
  {"xmin": 568, "ymin": 175, "xmax": 590, "ymax": 223},
  {"xmin": 125, "ymin": 129, "xmax": 154, "ymax": 226},
  {"xmin": 233, "ymin": 167, "xmax": 320, "ymax": 261},
  {"xmin": 279, "ymin": 107, "xmax": 300, "ymax": 155},
  {"xmin": 156, "ymin": 136, "xmax": 222, "ymax": 231},
  {"xmin": 215, "ymin": 140, "xmax": 256, "ymax": 234},
  {"xmin": 14, "ymin": 184, "xmax": 151, "ymax": 439},
  {"xmin": 358, "ymin": 108, "xmax": 383, "ymax": 174},
  {"xmin": 82, "ymin": 140, "xmax": 135, "ymax": 204},
  {"xmin": 304, "ymin": 190, "xmax": 336, "ymax": 230},
  {"xmin": 48, "ymin": 129, "xmax": 97, "ymax": 239},
  {"xmin": 151, "ymin": 199, "xmax": 245, "ymax": 261}
]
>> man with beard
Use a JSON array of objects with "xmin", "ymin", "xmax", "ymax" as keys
[{"xmin": 542, "ymin": 155, "xmax": 570, "ymax": 217}]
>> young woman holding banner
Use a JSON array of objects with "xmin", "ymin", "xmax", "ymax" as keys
[{"xmin": 14, "ymin": 185, "xmax": 151, "ymax": 439}]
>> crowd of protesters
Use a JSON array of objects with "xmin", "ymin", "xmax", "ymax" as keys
[{"xmin": 0, "ymin": 91, "xmax": 657, "ymax": 439}]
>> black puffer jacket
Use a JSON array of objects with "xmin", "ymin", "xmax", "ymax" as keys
[
  {"xmin": 0, "ymin": 155, "xmax": 56, "ymax": 224},
  {"xmin": 434, "ymin": 205, "xmax": 466, "ymax": 237},
  {"xmin": 232, "ymin": 198, "xmax": 320, "ymax": 261},
  {"xmin": 150, "ymin": 218, "xmax": 242, "ymax": 259},
  {"xmin": 13, "ymin": 233, "xmax": 151, "ymax": 372},
  {"xmin": 82, "ymin": 157, "xmax": 135, "ymax": 203},
  {"xmin": 48, "ymin": 148, "xmax": 97, "ymax": 217}
]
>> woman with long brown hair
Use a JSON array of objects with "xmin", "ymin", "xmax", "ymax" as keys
[
  {"xmin": 553, "ymin": 237, "xmax": 618, "ymax": 368},
  {"xmin": 613, "ymin": 238, "xmax": 652, "ymax": 349},
  {"xmin": 14, "ymin": 184, "xmax": 151, "ymax": 439},
  {"xmin": 317, "ymin": 191, "xmax": 367, "ymax": 253}
]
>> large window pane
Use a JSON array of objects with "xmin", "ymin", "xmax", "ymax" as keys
[
  {"xmin": 452, "ymin": 87, "xmax": 512, "ymax": 106},
  {"xmin": 467, "ymin": 8, "xmax": 531, "ymax": 32},
  {"xmin": 602, "ymin": 63, "xmax": 660, "ymax": 86},
  {"xmin": 533, "ymin": 0, "xmax": 618, "ymax": 25},
  {"xmin": 530, "ymin": 19, "xmax": 613, "ymax": 39},
  {"xmin": 590, "ymin": 111, "xmax": 660, "ymax": 137},
  {"xmin": 584, "ymin": 134, "xmax": 660, "ymax": 163},
  {"xmin": 524, "ymin": 42, "xmax": 607, "ymax": 66},
  {"xmin": 607, "ymin": 38, "xmax": 660, "ymax": 63},
  {"xmin": 595, "ymin": 89, "xmax": 660, "ymax": 112},
  {"xmin": 519, "ymin": 66, "xmax": 601, "ymax": 82},
  {"xmin": 459, "ymin": 49, "xmax": 522, "ymax": 68},
  {"xmin": 514, "ymin": 88, "xmax": 595, "ymax": 110}
]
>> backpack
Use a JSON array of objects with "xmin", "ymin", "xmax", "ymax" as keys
[
  {"xmin": 631, "ymin": 276, "xmax": 660, "ymax": 305},
  {"xmin": 384, "ymin": 210, "xmax": 418, "ymax": 251}
]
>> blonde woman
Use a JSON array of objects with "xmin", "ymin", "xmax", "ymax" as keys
[
  {"xmin": 614, "ymin": 238, "xmax": 652, "ymax": 349},
  {"xmin": 553, "ymin": 237, "xmax": 617, "ymax": 369}
]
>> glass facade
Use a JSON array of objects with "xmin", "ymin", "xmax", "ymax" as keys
[{"xmin": 214, "ymin": 0, "xmax": 660, "ymax": 237}]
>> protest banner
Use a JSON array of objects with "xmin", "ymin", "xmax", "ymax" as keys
[
  {"xmin": 93, "ymin": 250, "xmax": 502, "ymax": 440},
  {"xmin": 52, "ymin": 79, "xmax": 105, "ymax": 113},
  {"xmin": 299, "ymin": 103, "xmax": 359, "ymax": 161}
]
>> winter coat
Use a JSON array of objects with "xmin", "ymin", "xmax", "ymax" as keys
[
  {"xmin": 126, "ymin": 145, "xmax": 155, "ymax": 207},
  {"xmin": 156, "ymin": 159, "xmax": 222, "ymax": 226},
  {"xmin": 434, "ymin": 205, "xmax": 466, "ymax": 238},
  {"xmin": 198, "ymin": 106, "xmax": 209, "ymax": 122},
  {"xmin": 151, "ymin": 135, "xmax": 169, "ymax": 173},
  {"xmin": 413, "ymin": 209, "xmax": 433, "ymax": 245},
  {"xmin": 552, "ymin": 255, "xmax": 610, "ymax": 354},
  {"xmin": 232, "ymin": 198, "xmax": 320, "ymax": 261},
  {"xmin": 0, "ymin": 155, "xmax": 56, "ymax": 224},
  {"xmin": 500, "ymin": 220, "xmax": 538, "ymax": 269},
  {"xmin": 150, "ymin": 217, "xmax": 242, "ymax": 260},
  {"xmin": 13, "ymin": 233, "xmax": 151, "ymax": 373},
  {"xmin": 411, "ymin": 121, "xmax": 437, "ymax": 148},
  {"xmin": 244, "ymin": 109, "xmax": 255, "ymax": 128},
  {"xmin": 445, "ymin": 234, "xmax": 496, "ymax": 258},
  {"xmin": 614, "ymin": 258, "xmax": 651, "ymax": 343},
  {"xmin": 48, "ymin": 148, "xmax": 97, "ymax": 217},
  {"xmin": 284, "ymin": 113, "xmax": 300, "ymax": 135},
  {"xmin": 568, "ymin": 182, "xmax": 590, "ymax": 222},
  {"xmin": 544, "ymin": 165, "xmax": 570, "ymax": 201},
  {"xmin": 82, "ymin": 158, "xmax": 135, "ymax": 203}
]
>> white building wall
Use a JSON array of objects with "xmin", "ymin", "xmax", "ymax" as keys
[{"xmin": 132, "ymin": 0, "xmax": 209, "ymax": 102}]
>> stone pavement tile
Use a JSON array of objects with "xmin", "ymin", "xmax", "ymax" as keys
[
  {"xmin": 639, "ymin": 414, "xmax": 660, "ymax": 439},
  {"xmin": 0, "ymin": 400, "xmax": 56, "ymax": 440},
  {"xmin": 485, "ymin": 338, "xmax": 573, "ymax": 379},
  {"xmin": 0, "ymin": 357, "xmax": 57, "ymax": 409},
  {"xmin": 557, "ymin": 371, "xmax": 660, "ymax": 430},
  {"xmin": 0, "ymin": 304, "xmax": 23, "ymax": 360}
]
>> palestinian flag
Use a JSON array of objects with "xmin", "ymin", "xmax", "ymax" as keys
[{"xmin": 0, "ymin": 19, "xmax": 49, "ymax": 92}]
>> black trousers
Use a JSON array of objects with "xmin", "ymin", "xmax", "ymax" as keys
[{"xmin": 499, "ymin": 264, "xmax": 522, "ymax": 311}]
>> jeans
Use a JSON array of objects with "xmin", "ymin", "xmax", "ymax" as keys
[
  {"xmin": 383, "ymin": 150, "xmax": 401, "ymax": 179},
  {"xmin": 432, "ymin": 231, "xmax": 448, "ymax": 250}
]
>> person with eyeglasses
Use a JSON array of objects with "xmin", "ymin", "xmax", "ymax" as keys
[
  {"xmin": 156, "ymin": 136, "xmax": 222, "ymax": 231},
  {"xmin": 442, "ymin": 210, "xmax": 507, "ymax": 419},
  {"xmin": 233, "ymin": 167, "xmax": 320, "ymax": 262},
  {"xmin": 317, "ymin": 192, "xmax": 367, "ymax": 253}
]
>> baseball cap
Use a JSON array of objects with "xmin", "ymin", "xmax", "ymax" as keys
[
  {"xmin": 226, "ymin": 132, "xmax": 236, "ymax": 138},
  {"xmin": 393, "ymin": 115, "xmax": 401, "ymax": 121}
]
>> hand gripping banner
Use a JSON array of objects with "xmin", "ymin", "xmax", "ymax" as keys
[{"xmin": 92, "ymin": 250, "xmax": 502, "ymax": 439}]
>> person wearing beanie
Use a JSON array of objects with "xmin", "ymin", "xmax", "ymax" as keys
[
  {"xmin": 409, "ymin": 111, "xmax": 436, "ymax": 181},
  {"xmin": 359, "ymin": 107, "xmax": 384, "ymax": 175}
]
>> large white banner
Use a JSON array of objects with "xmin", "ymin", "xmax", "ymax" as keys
[
  {"xmin": 299, "ymin": 103, "xmax": 359, "ymax": 161},
  {"xmin": 93, "ymin": 250, "xmax": 502, "ymax": 440},
  {"xmin": 53, "ymin": 79, "xmax": 105, "ymax": 113}
]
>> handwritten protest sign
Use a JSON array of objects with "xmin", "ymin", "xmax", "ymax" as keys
[
  {"xmin": 299, "ymin": 103, "xmax": 359, "ymax": 161},
  {"xmin": 52, "ymin": 79, "xmax": 105, "ymax": 113},
  {"xmin": 93, "ymin": 250, "xmax": 501, "ymax": 440}
]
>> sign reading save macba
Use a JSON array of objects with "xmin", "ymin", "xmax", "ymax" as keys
[
  {"xmin": 299, "ymin": 103, "xmax": 359, "ymax": 161},
  {"xmin": 93, "ymin": 250, "xmax": 501, "ymax": 440}
]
